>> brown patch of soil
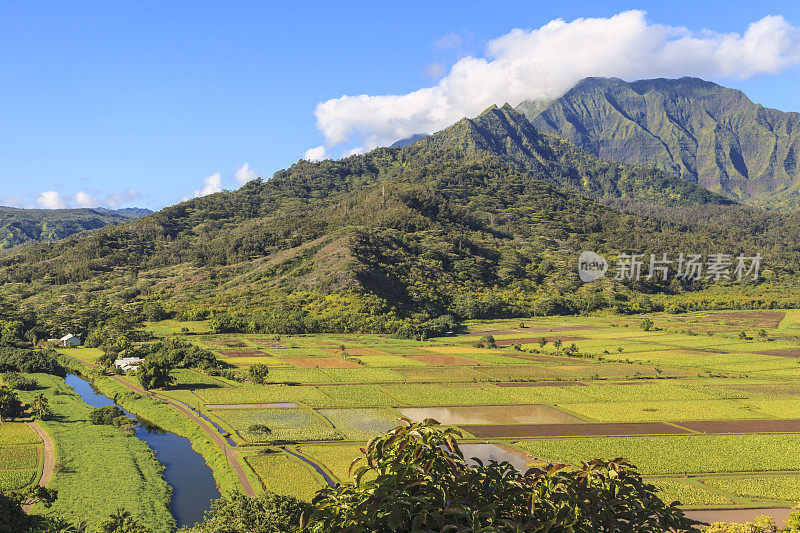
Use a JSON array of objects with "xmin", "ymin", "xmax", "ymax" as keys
[
  {"xmin": 495, "ymin": 381, "xmax": 586, "ymax": 387},
  {"xmin": 492, "ymin": 336, "xmax": 586, "ymax": 346},
  {"xmin": 405, "ymin": 354, "xmax": 483, "ymax": 366},
  {"xmin": 669, "ymin": 311, "xmax": 785, "ymax": 329},
  {"xmin": 285, "ymin": 357, "xmax": 361, "ymax": 368},
  {"xmin": 321, "ymin": 347, "xmax": 387, "ymax": 356},
  {"xmin": 462, "ymin": 326, "xmax": 605, "ymax": 337},
  {"xmin": 756, "ymin": 348, "xmax": 800, "ymax": 358},
  {"xmin": 676, "ymin": 419, "xmax": 800, "ymax": 434},
  {"xmin": 219, "ymin": 349, "xmax": 272, "ymax": 357},
  {"xmin": 462, "ymin": 422, "xmax": 690, "ymax": 438}
]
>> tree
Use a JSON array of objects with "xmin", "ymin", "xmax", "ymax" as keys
[
  {"xmin": 308, "ymin": 419, "xmax": 701, "ymax": 532},
  {"xmin": 474, "ymin": 335, "xmax": 496, "ymax": 349},
  {"xmin": 640, "ymin": 318, "xmax": 654, "ymax": 331},
  {"xmin": 90, "ymin": 405, "xmax": 126, "ymax": 425},
  {"xmin": 99, "ymin": 508, "xmax": 150, "ymax": 533},
  {"xmin": 0, "ymin": 386, "xmax": 21, "ymax": 421},
  {"xmin": 137, "ymin": 357, "xmax": 175, "ymax": 390},
  {"xmin": 180, "ymin": 491, "xmax": 308, "ymax": 533},
  {"xmin": 247, "ymin": 424, "xmax": 272, "ymax": 439},
  {"xmin": 248, "ymin": 364, "xmax": 270, "ymax": 385},
  {"xmin": 538, "ymin": 337, "xmax": 548, "ymax": 347},
  {"xmin": 31, "ymin": 392, "xmax": 49, "ymax": 420}
]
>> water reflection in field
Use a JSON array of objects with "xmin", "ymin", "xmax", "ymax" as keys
[{"xmin": 398, "ymin": 404, "xmax": 583, "ymax": 425}]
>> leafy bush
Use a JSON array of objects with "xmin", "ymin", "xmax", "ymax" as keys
[
  {"xmin": 474, "ymin": 334, "xmax": 496, "ymax": 348},
  {"xmin": 0, "ymin": 347, "xmax": 64, "ymax": 376},
  {"xmin": 248, "ymin": 364, "xmax": 270, "ymax": 385},
  {"xmin": 180, "ymin": 491, "xmax": 308, "ymax": 533},
  {"xmin": 307, "ymin": 419, "xmax": 700, "ymax": 532},
  {"xmin": 89, "ymin": 405, "xmax": 126, "ymax": 425},
  {"xmin": 2, "ymin": 372, "xmax": 36, "ymax": 390}
]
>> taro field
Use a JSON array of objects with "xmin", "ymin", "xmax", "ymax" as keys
[
  {"xmin": 136, "ymin": 309, "xmax": 800, "ymax": 512},
  {"xmin": 0, "ymin": 422, "xmax": 43, "ymax": 490}
]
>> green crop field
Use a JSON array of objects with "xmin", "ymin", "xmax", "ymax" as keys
[
  {"xmin": 0, "ymin": 469, "xmax": 37, "ymax": 490},
  {"xmin": 0, "ymin": 421, "xmax": 41, "ymax": 444},
  {"xmin": 317, "ymin": 408, "xmax": 400, "ymax": 440},
  {"xmin": 519, "ymin": 434, "xmax": 800, "ymax": 475},
  {"xmin": 701, "ymin": 475, "xmax": 800, "ymax": 502},
  {"xmin": 0, "ymin": 444, "xmax": 40, "ymax": 469},
  {"xmin": 298, "ymin": 444, "xmax": 365, "ymax": 483},
  {"xmin": 316, "ymin": 385, "xmax": 398, "ymax": 407},
  {"xmin": 245, "ymin": 452, "xmax": 327, "ymax": 501},
  {"xmin": 210, "ymin": 407, "xmax": 342, "ymax": 443},
  {"xmin": 653, "ymin": 480, "xmax": 734, "ymax": 506},
  {"xmin": 561, "ymin": 399, "xmax": 769, "ymax": 422}
]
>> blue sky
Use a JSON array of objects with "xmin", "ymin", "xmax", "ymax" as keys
[{"xmin": 1, "ymin": 1, "xmax": 799, "ymax": 210}]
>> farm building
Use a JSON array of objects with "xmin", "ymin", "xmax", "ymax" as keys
[
  {"xmin": 49, "ymin": 334, "xmax": 82, "ymax": 347},
  {"xmin": 114, "ymin": 357, "xmax": 144, "ymax": 372}
]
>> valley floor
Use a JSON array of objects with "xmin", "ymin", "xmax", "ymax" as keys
[{"xmin": 37, "ymin": 309, "xmax": 800, "ymax": 527}]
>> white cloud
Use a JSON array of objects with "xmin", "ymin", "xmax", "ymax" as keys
[
  {"xmin": 234, "ymin": 163, "xmax": 258, "ymax": 185},
  {"xmin": 342, "ymin": 147, "xmax": 365, "ymax": 157},
  {"xmin": 314, "ymin": 11, "xmax": 800, "ymax": 150},
  {"xmin": 423, "ymin": 62, "xmax": 446, "ymax": 78},
  {"xmin": 303, "ymin": 145, "xmax": 328, "ymax": 162},
  {"xmin": 37, "ymin": 191, "xmax": 66, "ymax": 209},
  {"xmin": 75, "ymin": 191, "xmax": 97, "ymax": 208},
  {"xmin": 0, "ymin": 196, "xmax": 24, "ymax": 208},
  {"xmin": 434, "ymin": 32, "xmax": 463, "ymax": 50},
  {"xmin": 193, "ymin": 172, "xmax": 223, "ymax": 197},
  {"xmin": 104, "ymin": 188, "xmax": 142, "ymax": 208}
]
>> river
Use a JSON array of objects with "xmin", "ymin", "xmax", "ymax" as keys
[{"xmin": 65, "ymin": 374, "xmax": 220, "ymax": 528}]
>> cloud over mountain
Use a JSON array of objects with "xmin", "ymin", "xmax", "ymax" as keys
[{"xmin": 313, "ymin": 10, "xmax": 800, "ymax": 151}]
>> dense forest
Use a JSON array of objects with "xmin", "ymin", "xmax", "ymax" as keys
[
  {"xmin": 0, "ymin": 206, "xmax": 151, "ymax": 251},
  {"xmin": 1, "ymin": 106, "xmax": 798, "ymax": 335}
]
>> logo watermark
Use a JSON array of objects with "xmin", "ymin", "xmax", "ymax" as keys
[
  {"xmin": 578, "ymin": 251, "xmax": 609, "ymax": 282},
  {"xmin": 578, "ymin": 252, "xmax": 762, "ymax": 283}
]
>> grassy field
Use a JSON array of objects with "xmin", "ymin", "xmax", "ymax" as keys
[
  {"xmin": 81, "ymin": 309, "xmax": 800, "ymax": 513},
  {"xmin": 244, "ymin": 452, "xmax": 327, "ymax": 500}
]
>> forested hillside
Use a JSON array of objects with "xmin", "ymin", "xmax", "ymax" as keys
[
  {"xmin": 0, "ymin": 206, "xmax": 152, "ymax": 251},
  {"xmin": 519, "ymin": 77, "xmax": 800, "ymax": 208},
  {"xmin": 0, "ymin": 106, "xmax": 797, "ymax": 334}
]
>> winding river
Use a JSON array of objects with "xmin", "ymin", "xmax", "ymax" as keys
[{"xmin": 65, "ymin": 374, "xmax": 220, "ymax": 528}]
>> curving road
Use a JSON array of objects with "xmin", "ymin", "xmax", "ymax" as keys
[
  {"xmin": 22, "ymin": 420, "xmax": 55, "ymax": 513},
  {"xmin": 58, "ymin": 351, "xmax": 255, "ymax": 496},
  {"xmin": 111, "ymin": 376, "xmax": 255, "ymax": 497}
]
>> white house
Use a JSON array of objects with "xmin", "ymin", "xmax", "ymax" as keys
[
  {"xmin": 54, "ymin": 334, "xmax": 81, "ymax": 347},
  {"xmin": 114, "ymin": 357, "xmax": 144, "ymax": 372}
]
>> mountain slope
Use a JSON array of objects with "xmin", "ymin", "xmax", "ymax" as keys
[
  {"xmin": 518, "ymin": 77, "xmax": 800, "ymax": 208},
  {"xmin": 0, "ymin": 107, "xmax": 793, "ymax": 331},
  {"xmin": 0, "ymin": 206, "xmax": 153, "ymax": 251}
]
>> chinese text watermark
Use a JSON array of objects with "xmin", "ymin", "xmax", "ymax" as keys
[{"xmin": 578, "ymin": 251, "xmax": 761, "ymax": 283}]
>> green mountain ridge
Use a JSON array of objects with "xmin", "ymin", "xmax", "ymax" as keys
[
  {"xmin": 0, "ymin": 105, "xmax": 796, "ymax": 332},
  {"xmin": 518, "ymin": 76, "xmax": 800, "ymax": 208},
  {"xmin": 0, "ymin": 206, "xmax": 153, "ymax": 251}
]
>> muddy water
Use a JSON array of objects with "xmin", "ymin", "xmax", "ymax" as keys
[
  {"xmin": 685, "ymin": 507, "xmax": 792, "ymax": 527},
  {"xmin": 398, "ymin": 405, "xmax": 583, "ymax": 425},
  {"xmin": 458, "ymin": 444, "xmax": 533, "ymax": 471}
]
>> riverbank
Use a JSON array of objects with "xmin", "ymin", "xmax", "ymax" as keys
[
  {"xmin": 17, "ymin": 373, "xmax": 174, "ymax": 532},
  {"xmin": 92, "ymin": 375, "xmax": 243, "ymax": 495},
  {"xmin": 60, "ymin": 352, "xmax": 246, "ymax": 496}
]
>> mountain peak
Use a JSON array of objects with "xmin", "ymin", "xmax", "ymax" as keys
[{"xmin": 516, "ymin": 76, "xmax": 800, "ymax": 207}]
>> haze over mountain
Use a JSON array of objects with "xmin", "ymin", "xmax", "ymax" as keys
[
  {"xmin": 517, "ymin": 77, "xmax": 800, "ymax": 208},
  {"xmin": 0, "ymin": 206, "xmax": 153, "ymax": 251}
]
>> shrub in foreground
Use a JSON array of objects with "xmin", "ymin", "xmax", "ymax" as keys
[{"xmin": 307, "ymin": 419, "xmax": 702, "ymax": 532}]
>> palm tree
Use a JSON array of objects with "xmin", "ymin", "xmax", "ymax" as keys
[{"xmin": 31, "ymin": 393, "xmax": 49, "ymax": 420}]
